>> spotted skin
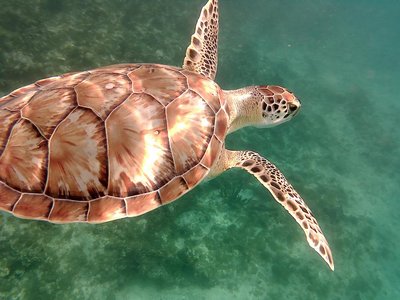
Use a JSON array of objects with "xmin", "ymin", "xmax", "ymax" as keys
[
  {"xmin": 258, "ymin": 86, "xmax": 299, "ymax": 121},
  {"xmin": 224, "ymin": 150, "xmax": 334, "ymax": 270},
  {"xmin": 183, "ymin": 0, "xmax": 219, "ymax": 80}
]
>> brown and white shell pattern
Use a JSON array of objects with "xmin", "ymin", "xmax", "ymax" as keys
[{"xmin": 0, "ymin": 64, "xmax": 229, "ymax": 223}]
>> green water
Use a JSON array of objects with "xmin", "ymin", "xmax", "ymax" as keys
[{"xmin": 1, "ymin": 0, "xmax": 399, "ymax": 299}]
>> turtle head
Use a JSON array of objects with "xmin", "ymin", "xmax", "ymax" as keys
[
  {"xmin": 225, "ymin": 85, "xmax": 301, "ymax": 133},
  {"xmin": 256, "ymin": 85, "xmax": 301, "ymax": 127}
]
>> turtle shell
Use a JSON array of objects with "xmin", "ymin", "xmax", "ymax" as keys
[{"xmin": 0, "ymin": 64, "xmax": 229, "ymax": 223}]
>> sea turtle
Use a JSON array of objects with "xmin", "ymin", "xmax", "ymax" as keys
[{"xmin": 0, "ymin": 0, "xmax": 333, "ymax": 270}]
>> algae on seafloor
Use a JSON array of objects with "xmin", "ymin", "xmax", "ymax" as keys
[{"xmin": 1, "ymin": 0, "xmax": 400, "ymax": 299}]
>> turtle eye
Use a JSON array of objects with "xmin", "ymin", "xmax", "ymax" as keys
[{"xmin": 289, "ymin": 103, "xmax": 298, "ymax": 113}]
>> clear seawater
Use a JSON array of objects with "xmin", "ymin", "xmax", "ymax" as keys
[{"xmin": 0, "ymin": 0, "xmax": 399, "ymax": 299}]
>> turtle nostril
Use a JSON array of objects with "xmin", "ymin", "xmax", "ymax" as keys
[{"xmin": 289, "ymin": 103, "xmax": 298, "ymax": 113}]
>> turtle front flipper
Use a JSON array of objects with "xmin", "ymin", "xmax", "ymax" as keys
[
  {"xmin": 224, "ymin": 149, "xmax": 334, "ymax": 270},
  {"xmin": 183, "ymin": 0, "xmax": 219, "ymax": 80}
]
